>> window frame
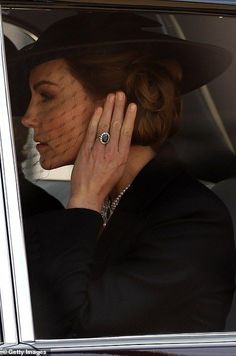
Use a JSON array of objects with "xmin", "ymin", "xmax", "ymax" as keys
[
  {"xmin": 1, "ymin": 0, "xmax": 236, "ymax": 353},
  {"xmin": 0, "ymin": 6, "xmax": 34, "ymax": 344},
  {"xmin": 0, "ymin": 171, "xmax": 18, "ymax": 345}
]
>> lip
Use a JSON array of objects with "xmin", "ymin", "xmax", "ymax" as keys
[{"xmin": 35, "ymin": 141, "xmax": 48, "ymax": 151}]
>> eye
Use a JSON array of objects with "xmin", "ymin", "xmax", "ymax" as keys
[{"xmin": 39, "ymin": 91, "xmax": 54, "ymax": 102}]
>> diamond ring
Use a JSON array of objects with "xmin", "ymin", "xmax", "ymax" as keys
[{"xmin": 98, "ymin": 132, "xmax": 110, "ymax": 145}]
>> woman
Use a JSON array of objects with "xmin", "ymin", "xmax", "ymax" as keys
[{"xmin": 16, "ymin": 12, "xmax": 235, "ymax": 338}]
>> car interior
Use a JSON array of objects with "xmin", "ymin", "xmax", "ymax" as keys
[{"xmin": 2, "ymin": 4, "xmax": 236, "ymax": 337}]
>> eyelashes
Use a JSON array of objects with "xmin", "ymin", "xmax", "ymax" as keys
[{"xmin": 39, "ymin": 91, "xmax": 55, "ymax": 102}]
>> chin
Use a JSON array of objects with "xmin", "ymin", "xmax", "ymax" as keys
[
  {"xmin": 39, "ymin": 157, "xmax": 57, "ymax": 170},
  {"xmin": 40, "ymin": 160, "xmax": 54, "ymax": 170},
  {"xmin": 40, "ymin": 156, "xmax": 72, "ymax": 170}
]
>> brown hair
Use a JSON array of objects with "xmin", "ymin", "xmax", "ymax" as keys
[{"xmin": 66, "ymin": 50, "xmax": 182, "ymax": 149}]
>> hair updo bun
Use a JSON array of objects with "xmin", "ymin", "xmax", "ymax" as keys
[
  {"xmin": 66, "ymin": 50, "xmax": 183, "ymax": 149},
  {"xmin": 124, "ymin": 57, "xmax": 182, "ymax": 147}
]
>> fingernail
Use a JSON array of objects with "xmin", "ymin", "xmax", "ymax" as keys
[
  {"xmin": 117, "ymin": 91, "xmax": 125, "ymax": 100},
  {"xmin": 96, "ymin": 107, "xmax": 103, "ymax": 115},
  {"xmin": 108, "ymin": 93, "xmax": 115, "ymax": 102},
  {"xmin": 129, "ymin": 103, "xmax": 137, "ymax": 112}
]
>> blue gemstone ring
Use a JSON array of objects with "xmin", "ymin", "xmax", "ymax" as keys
[{"xmin": 98, "ymin": 132, "xmax": 111, "ymax": 145}]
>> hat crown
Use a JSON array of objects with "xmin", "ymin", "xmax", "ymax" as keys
[
  {"xmin": 33, "ymin": 12, "xmax": 163, "ymax": 51},
  {"xmin": 16, "ymin": 11, "xmax": 232, "ymax": 96}
]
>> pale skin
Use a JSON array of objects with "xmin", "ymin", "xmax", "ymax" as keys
[{"xmin": 22, "ymin": 59, "xmax": 155, "ymax": 213}]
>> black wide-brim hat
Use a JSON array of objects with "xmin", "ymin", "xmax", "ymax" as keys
[{"xmin": 12, "ymin": 11, "xmax": 232, "ymax": 95}]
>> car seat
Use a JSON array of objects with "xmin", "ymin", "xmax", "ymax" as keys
[{"xmin": 212, "ymin": 179, "xmax": 236, "ymax": 331}]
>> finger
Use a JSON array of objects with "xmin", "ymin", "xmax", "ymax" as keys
[
  {"xmin": 119, "ymin": 103, "xmax": 137, "ymax": 155},
  {"xmin": 109, "ymin": 91, "xmax": 126, "ymax": 149},
  {"xmin": 83, "ymin": 106, "xmax": 103, "ymax": 150},
  {"xmin": 97, "ymin": 93, "xmax": 115, "ymax": 135}
]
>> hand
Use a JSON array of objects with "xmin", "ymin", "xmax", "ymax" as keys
[{"xmin": 67, "ymin": 91, "xmax": 137, "ymax": 211}]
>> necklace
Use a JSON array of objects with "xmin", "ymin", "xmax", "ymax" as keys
[{"xmin": 101, "ymin": 184, "xmax": 131, "ymax": 226}]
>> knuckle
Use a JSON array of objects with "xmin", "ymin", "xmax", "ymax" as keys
[
  {"xmin": 112, "ymin": 120, "xmax": 122, "ymax": 130},
  {"xmin": 122, "ymin": 129, "xmax": 132, "ymax": 137}
]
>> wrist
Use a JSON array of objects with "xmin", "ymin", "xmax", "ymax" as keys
[{"xmin": 67, "ymin": 196, "xmax": 103, "ymax": 212}]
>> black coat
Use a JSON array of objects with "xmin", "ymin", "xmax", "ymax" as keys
[
  {"xmin": 24, "ymin": 144, "xmax": 235, "ymax": 338},
  {"xmin": 19, "ymin": 175, "xmax": 63, "ymax": 218}
]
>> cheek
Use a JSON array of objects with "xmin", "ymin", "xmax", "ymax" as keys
[
  {"xmin": 68, "ymin": 93, "xmax": 95, "ymax": 136},
  {"xmin": 49, "ymin": 99, "xmax": 95, "ymax": 163},
  {"xmin": 37, "ymin": 82, "xmax": 96, "ymax": 170},
  {"xmin": 62, "ymin": 105, "xmax": 92, "ymax": 150}
]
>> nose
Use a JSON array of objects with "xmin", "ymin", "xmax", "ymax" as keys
[{"xmin": 21, "ymin": 103, "xmax": 38, "ymax": 129}]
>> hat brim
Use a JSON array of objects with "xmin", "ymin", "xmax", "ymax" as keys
[{"xmin": 11, "ymin": 37, "xmax": 232, "ymax": 95}]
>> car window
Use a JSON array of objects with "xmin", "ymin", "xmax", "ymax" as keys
[{"xmin": 2, "ymin": 3, "xmax": 236, "ymax": 348}]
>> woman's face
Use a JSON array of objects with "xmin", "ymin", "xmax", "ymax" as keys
[{"xmin": 22, "ymin": 59, "xmax": 96, "ymax": 170}]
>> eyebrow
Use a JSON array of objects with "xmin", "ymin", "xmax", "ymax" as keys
[{"xmin": 33, "ymin": 80, "xmax": 59, "ymax": 91}]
